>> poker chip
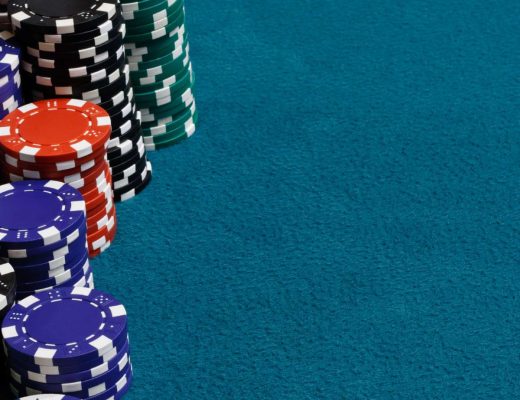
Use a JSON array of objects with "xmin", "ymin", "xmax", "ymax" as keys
[
  {"xmin": 2, "ymin": 287, "xmax": 132, "ymax": 399},
  {"xmin": 11, "ymin": 0, "xmax": 152, "ymax": 201},
  {"xmin": 0, "ymin": 180, "xmax": 92, "ymax": 299},
  {"xmin": 0, "ymin": 100, "xmax": 117, "ymax": 257},
  {"xmin": 0, "ymin": 37, "xmax": 23, "ymax": 120},
  {"xmin": 122, "ymin": 0, "xmax": 198, "ymax": 150}
]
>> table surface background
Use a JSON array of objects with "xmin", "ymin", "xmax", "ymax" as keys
[{"xmin": 2, "ymin": 0, "xmax": 519, "ymax": 398}]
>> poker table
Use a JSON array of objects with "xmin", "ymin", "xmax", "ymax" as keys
[{"xmin": 1, "ymin": 0, "xmax": 518, "ymax": 398}]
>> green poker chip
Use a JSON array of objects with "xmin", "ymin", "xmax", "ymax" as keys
[
  {"xmin": 123, "ymin": 0, "xmax": 180, "ymax": 20},
  {"xmin": 128, "ymin": 35, "xmax": 187, "ymax": 71},
  {"xmin": 125, "ymin": 26, "xmax": 186, "ymax": 61},
  {"xmin": 134, "ymin": 62, "xmax": 190, "ymax": 93},
  {"xmin": 134, "ymin": 67, "xmax": 193, "ymax": 107},
  {"xmin": 142, "ymin": 100, "xmax": 196, "ymax": 135},
  {"xmin": 139, "ymin": 90, "xmax": 195, "ymax": 124},
  {"xmin": 125, "ymin": 9, "xmax": 185, "ymax": 43},
  {"xmin": 126, "ymin": 31, "xmax": 186, "ymax": 64},
  {"xmin": 125, "ymin": 0, "xmax": 183, "ymax": 33},
  {"xmin": 143, "ymin": 112, "xmax": 198, "ymax": 151}
]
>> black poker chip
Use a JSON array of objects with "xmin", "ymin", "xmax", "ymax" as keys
[
  {"xmin": 24, "ymin": 28, "xmax": 125, "ymax": 63},
  {"xmin": 21, "ymin": 44, "xmax": 125, "ymax": 78},
  {"xmin": 14, "ymin": 12, "xmax": 124, "ymax": 45},
  {"xmin": 8, "ymin": 0, "xmax": 120, "ymax": 35},
  {"xmin": 20, "ymin": 49, "xmax": 126, "ymax": 87},
  {"xmin": 23, "ymin": 62, "xmax": 126, "ymax": 97},
  {"xmin": 0, "ymin": 261, "xmax": 16, "ymax": 315},
  {"xmin": 18, "ymin": 15, "xmax": 124, "ymax": 53}
]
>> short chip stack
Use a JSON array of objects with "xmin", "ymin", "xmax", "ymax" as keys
[
  {"xmin": 0, "ymin": 100, "xmax": 116, "ymax": 257},
  {"xmin": 0, "ymin": 181, "xmax": 92, "ymax": 299},
  {"xmin": 0, "ymin": 36, "xmax": 22, "ymax": 120},
  {"xmin": 8, "ymin": 0, "xmax": 152, "ymax": 201},
  {"xmin": 122, "ymin": 0, "xmax": 198, "ymax": 151},
  {"xmin": 2, "ymin": 287, "xmax": 132, "ymax": 399}
]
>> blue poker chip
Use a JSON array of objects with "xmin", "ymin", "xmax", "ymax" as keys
[
  {"xmin": 9, "ymin": 249, "xmax": 89, "ymax": 282},
  {"xmin": 13, "ymin": 355, "xmax": 131, "ymax": 397},
  {"xmin": 8, "ymin": 335, "xmax": 127, "ymax": 378},
  {"xmin": 2, "ymin": 287, "xmax": 128, "ymax": 367},
  {"xmin": 13, "ymin": 262, "xmax": 93, "ymax": 300},
  {"xmin": 16, "ymin": 256, "xmax": 90, "ymax": 292},
  {"xmin": 0, "ymin": 181, "xmax": 86, "ymax": 249},
  {"xmin": 17, "ymin": 396, "xmax": 80, "ymax": 400},
  {"xmin": 0, "ymin": 71, "xmax": 21, "ymax": 98},
  {"xmin": 6, "ymin": 236, "xmax": 87, "ymax": 268},
  {"xmin": 0, "ymin": 38, "xmax": 20, "ymax": 76},
  {"xmin": 0, "ymin": 224, "xmax": 86, "ymax": 259},
  {"xmin": 86, "ymin": 363, "xmax": 132, "ymax": 400},
  {"xmin": 12, "ymin": 364, "xmax": 132, "ymax": 399},
  {"xmin": 10, "ymin": 340, "xmax": 129, "ymax": 385}
]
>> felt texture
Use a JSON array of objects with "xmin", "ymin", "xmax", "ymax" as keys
[{"xmin": 1, "ymin": 0, "xmax": 519, "ymax": 398}]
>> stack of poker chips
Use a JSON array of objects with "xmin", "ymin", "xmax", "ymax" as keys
[
  {"xmin": 0, "ymin": 181, "xmax": 92, "ymax": 299},
  {"xmin": 2, "ymin": 287, "xmax": 132, "ymax": 399},
  {"xmin": 0, "ymin": 100, "xmax": 116, "ymax": 257},
  {"xmin": 0, "ymin": 261, "xmax": 16, "ymax": 377},
  {"xmin": 8, "ymin": 0, "xmax": 152, "ymax": 202},
  {"xmin": 0, "ymin": 36, "xmax": 22, "ymax": 120},
  {"xmin": 122, "ymin": 0, "xmax": 198, "ymax": 151}
]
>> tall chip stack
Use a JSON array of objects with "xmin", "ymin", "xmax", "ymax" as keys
[
  {"xmin": 0, "ymin": 101, "xmax": 116, "ymax": 258},
  {"xmin": 0, "ymin": 36, "xmax": 22, "ymax": 120},
  {"xmin": 122, "ymin": 0, "xmax": 198, "ymax": 151},
  {"xmin": 2, "ymin": 287, "xmax": 133, "ymax": 399},
  {"xmin": 0, "ymin": 181, "xmax": 92, "ymax": 298},
  {"xmin": 8, "ymin": 0, "xmax": 152, "ymax": 202}
]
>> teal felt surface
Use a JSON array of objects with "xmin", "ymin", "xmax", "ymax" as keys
[{"xmin": 1, "ymin": 0, "xmax": 520, "ymax": 398}]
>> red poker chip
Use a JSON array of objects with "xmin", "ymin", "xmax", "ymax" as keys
[
  {"xmin": 83, "ymin": 177, "xmax": 112, "ymax": 207},
  {"xmin": 89, "ymin": 221, "xmax": 117, "ymax": 258},
  {"xmin": 71, "ymin": 160, "xmax": 109, "ymax": 192},
  {"xmin": 87, "ymin": 202, "xmax": 116, "ymax": 236},
  {"xmin": 87, "ymin": 195, "xmax": 114, "ymax": 226},
  {"xmin": 0, "ymin": 153, "xmax": 107, "ymax": 181},
  {"xmin": 0, "ymin": 145, "xmax": 107, "ymax": 172},
  {"xmin": 88, "ymin": 208, "xmax": 117, "ymax": 253},
  {"xmin": 0, "ymin": 99, "xmax": 111, "ymax": 163}
]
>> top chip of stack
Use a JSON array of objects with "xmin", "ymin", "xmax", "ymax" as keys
[
  {"xmin": 0, "ymin": 36, "xmax": 22, "ymax": 120},
  {"xmin": 0, "ymin": 181, "xmax": 92, "ymax": 299},
  {"xmin": 2, "ymin": 287, "xmax": 133, "ymax": 399},
  {"xmin": 9, "ymin": 0, "xmax": 152, "ymax": 202},
  {"xmin": 122, "ymin": 0, "xmax": 198, "ymax": 152},
  {"xmin": 0, "ymin": 100, "xmax": 117, "ymax": 258}
]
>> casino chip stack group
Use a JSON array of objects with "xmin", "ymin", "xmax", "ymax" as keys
[
  {"xmin": 0, "ymin": 101, "xmax": 116, "ymax": 258},
  {"xmin": 122, "ymin": 0, "xmax": 198, "ymax": 151},
  {"xmin": 2, "ymin": 287, "xmax": 133, "ymax": 399},
  {"xmin": 8, "ymin": 0, "xmax": 152, "ymax": 202},
  {"xmin": 0, "ymin": 181, "xmax": 92, "ymax": 299},
  {"xmin": 0, "ymin": 36, "xmax": 22, "ymax": 121}
]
